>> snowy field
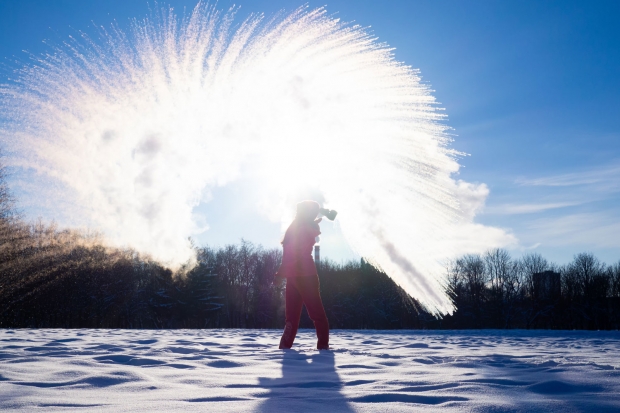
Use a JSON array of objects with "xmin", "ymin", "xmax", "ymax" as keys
[{"xmin": 1, "ymin": 329, "xmax": 619, "ymax": 412}]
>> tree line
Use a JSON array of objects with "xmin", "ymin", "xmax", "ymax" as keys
[
  {"xmin": 0, "ymin": 217, "xmax": 421, "ymax": 329},
  {"xmin": 442, "ymin": 249, "xmax": 620, "ymax": 330},
  {"xmin": 1, "ymin": 160, "xmax": 620, "ymax": 330}
]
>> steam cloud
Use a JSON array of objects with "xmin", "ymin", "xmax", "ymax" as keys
[{"xmin": 0, "ymin": 3, "xmax": 516, "ymax": 314}]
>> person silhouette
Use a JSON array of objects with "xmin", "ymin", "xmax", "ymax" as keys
[{"xmin": 274, "ymin": 200, "xmax": 330, "ymax": 350}]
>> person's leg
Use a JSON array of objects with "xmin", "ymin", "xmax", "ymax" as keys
[
  {"xmin": 297, "ymin": 275, "xmax": 330, "ymax": 350},
  {"xmin": 279, "ymin": 278, "xmax": 303, "ymax": 349}
]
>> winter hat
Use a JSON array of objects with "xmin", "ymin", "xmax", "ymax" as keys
[{"xmin": 296, "ymin": 200, "xmax": 320, "ymax": 221}]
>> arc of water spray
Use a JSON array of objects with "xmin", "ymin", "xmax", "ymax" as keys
[{"xmin": 0, "ymin": 2, "xmax": 516, "ymax": 315}]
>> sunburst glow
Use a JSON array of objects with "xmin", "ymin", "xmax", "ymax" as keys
[{"xmin": 0, "ymin": 2, "xmax": 517, "ymax": 315}]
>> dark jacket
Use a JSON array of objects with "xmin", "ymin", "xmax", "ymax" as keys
[{"xmin": 276, "ymin": 201, "xmax": 321, "ymax": 278}]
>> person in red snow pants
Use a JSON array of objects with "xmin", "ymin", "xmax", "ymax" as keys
[{"xmin": 275, "ymin": 200, "xmax": 329, "ymax": 350}]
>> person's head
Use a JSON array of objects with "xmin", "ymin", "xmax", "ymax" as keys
[{"xmin": 295, "ymin": 200, "xmax": 320, "ymax": 222}]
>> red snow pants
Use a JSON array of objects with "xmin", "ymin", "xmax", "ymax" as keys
[{"xmin": 279, "ymin": 274, "xmax": 329, "ymax": 350}]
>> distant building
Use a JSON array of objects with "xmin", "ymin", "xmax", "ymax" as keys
[{"xmin": 533, "ymin": 271, "xmax": 561, "ymax": 300}]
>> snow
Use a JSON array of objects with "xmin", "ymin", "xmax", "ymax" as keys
[{"xmin": 1, "ymin": 329, "xmax": 619, "ymax": 412}]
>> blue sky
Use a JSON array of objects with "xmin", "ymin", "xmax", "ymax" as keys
[{"xmin": 1, "ymin": 0, "xmax": 619, "ymax": 266}]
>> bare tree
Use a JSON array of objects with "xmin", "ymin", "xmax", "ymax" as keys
[
  {"xmin": 0, "ymin": 159, "xmax": 17, "ymax": 223},
  {"xmin": 611, "ymin": 261, "xmax": 620, "ymax": 298},
  {"xmin": 563, "ymin": 253, "xmax": 610, "ymax": 329}
]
